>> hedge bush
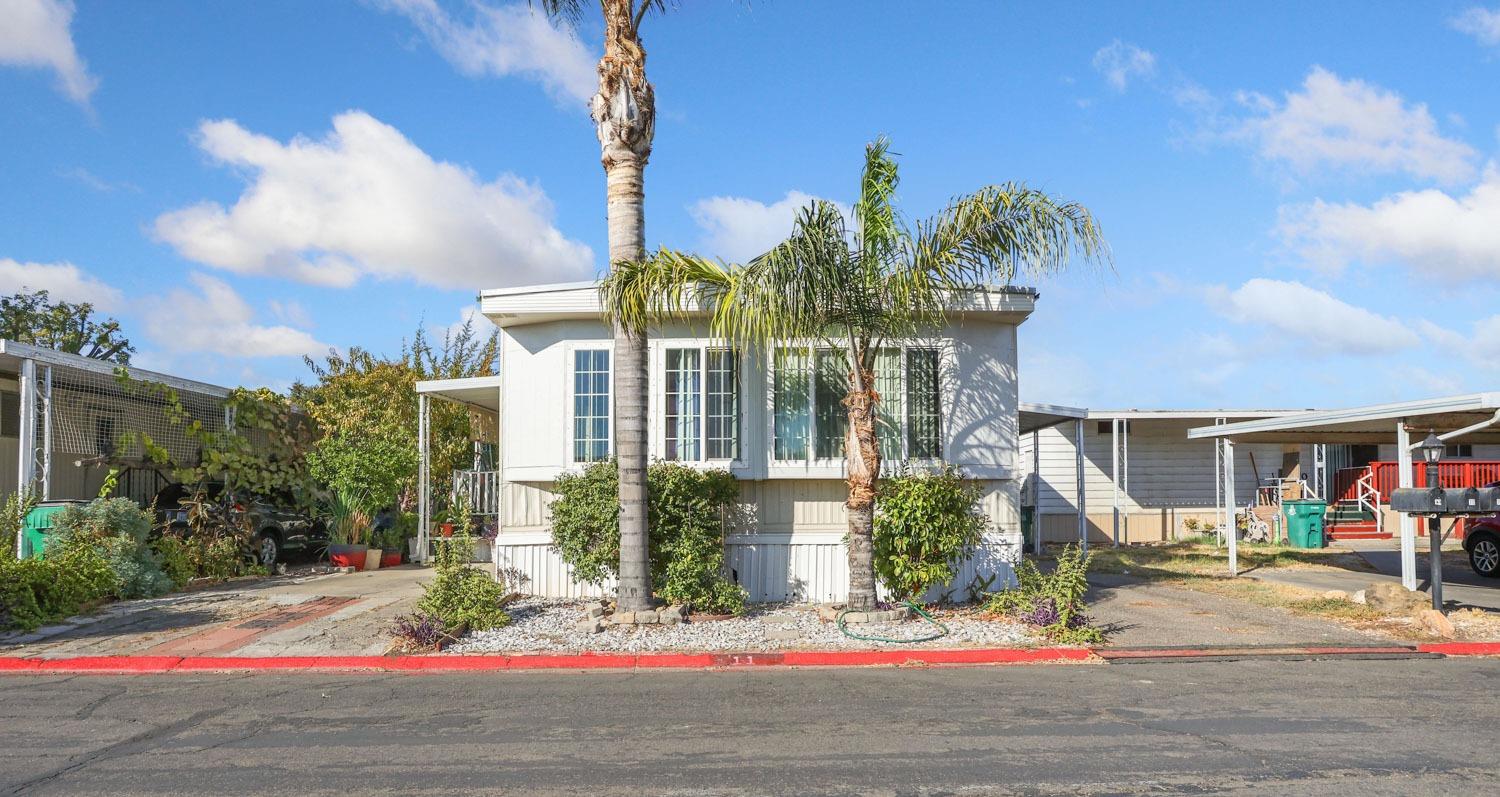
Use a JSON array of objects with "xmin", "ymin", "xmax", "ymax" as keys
[
  {"xmin": 417, "ymin": 529, "xmax": 511, "ymax": 632},
  {"xmin": 51, "ymin": 498, "xmax": 173, "ymax": 600},
  {"xmin": 550, "ymin": 460, "xmax": 746, "ymax": 615},
  {"xmin": 873, "ymin": 465, "xmax": 988, "ymax": 601}
]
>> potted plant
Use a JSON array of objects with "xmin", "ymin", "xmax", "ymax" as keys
[{"xmin": 325, "ymin": 490, "xmax": 372, "ymax": 569}]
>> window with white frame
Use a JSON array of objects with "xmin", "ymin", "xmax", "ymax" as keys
[
  {"xmin": 663, "ymin": 347, "xmax": 738, "ymax": 461},
  {"xmin": 572, "ymin": 349, "xmax": 610, "ymax": 462},
  {"xmin": 772, "ymin": 346, "xmax": 942, "ymax": 464}
]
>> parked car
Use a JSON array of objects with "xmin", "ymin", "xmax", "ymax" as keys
[
  {"xmin": 153, "ymin": 483, "xmax": 328, "ymax": 567},
  {"xmin": 1466, "ymin": 516, "xmax": 1500, "ymax": 579}
]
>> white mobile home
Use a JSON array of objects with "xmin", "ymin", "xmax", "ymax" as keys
[
  {"xmin": 1020, "ymin": 409, "xmax": 1315, "ymax": 545},
  {"xmin": 421, "ymin": 281, "xmax": 1041, "ymax": 603}
]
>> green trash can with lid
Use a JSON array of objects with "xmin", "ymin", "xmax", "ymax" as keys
[
  {"xmin": 1283, "ymin": 499, "xmax": 1328, "ymax": 549},
  {"xmin": 21, "ymin": 503, "xmax": 75, "ymax": 560}
]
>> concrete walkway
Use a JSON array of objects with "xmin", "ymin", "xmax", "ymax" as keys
[
  {"xmin": 1243, "ymin": 542, "xmax": 1500, "ymax": 612},
  {"xmin": 1086, "ymin": 573, "xmax": 1386, "ymax": 647},
  {"xmin": 0, "ymin": 566, "xmax": 429, "ymax": 658}
]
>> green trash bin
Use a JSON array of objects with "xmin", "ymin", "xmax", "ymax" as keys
[
  {"xmin": 1283, "ymin": 499, "xmax": 1328, "ymax": 549},
  {"xmin": 1020, "ymin": 506, "xmax": 1035, "ymax": 550},
  {"xmin": 21, "ymin": 503, "xmax": 74, "ymax": 560}
]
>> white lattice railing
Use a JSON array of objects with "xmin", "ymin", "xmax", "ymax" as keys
[
  {"xmin": 1355, "ymin": 471, "xmax": 1382, "ymax": 537},
  {"xmin": 452, "ymin": 470, "xmax": 500, "ymax": 518}
]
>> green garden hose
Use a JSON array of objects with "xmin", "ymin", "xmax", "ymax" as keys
[{"xmin": 836, "ymin": 599, "xmax": 949, "ymax": 643}]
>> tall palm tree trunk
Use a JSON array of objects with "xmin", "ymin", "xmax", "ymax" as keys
[
  {"xmin": 843, "ymin": 361, "xmax": 881, "ymax": 610},
  {"xmin": 593, "ymin": 0, "xmax": 655, "ymax": 612}
]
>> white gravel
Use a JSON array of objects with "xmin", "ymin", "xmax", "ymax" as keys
[{"xmin": 450, "ymin": 599, "xmax": 1035, "ymax": 653}]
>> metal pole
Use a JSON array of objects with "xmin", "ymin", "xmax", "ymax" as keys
[
  {"xmin": 1225, "ymin": 439, "xmax": 1238, "ymax": 576},
  {"xmin": 1075, "ymin": 419, "xmax": 1087, "ymax": 553},
  {"xmin": 41, "ymin": 365, "xmax": 52, "ymax": 502},
  {"xmin": 1031, "ymin": 429, "xmax": 1042, "ymax": 557},
  {"xmin": 1111, "ymin": 418, "xmax": 1120, "ymax": 548},
  {"xmin": 1397, "ymin": 421, "xmax": 1417, "ymax": 591},
  {"xmin": 418, "ymin": 394, "xmax": 430, "ymax": 565},
  {"xmin": 1119, "ymin": 419, "xmax": 1128, "ymax": 547},
  {"xmin": 15, "ymin": 359, "xmax": 36, "ymax": 558},
  {"xmin": 1427, "ymin": 459, "xmax": 1444, "ymax": 612}
]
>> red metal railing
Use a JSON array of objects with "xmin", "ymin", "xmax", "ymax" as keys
[{"xmin": 1334, "ymin": 461, "xmax": 1500, "ymax": 504}]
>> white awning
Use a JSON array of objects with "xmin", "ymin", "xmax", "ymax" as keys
[
  {"xmin": 1187, "ymin": 393, "xmax": 1500, "ymax": 445},
  {"xmin": 1019, "ymin": 401, "xmax": 1088, "ymax": 434},
  {"xmin": 415, "ymin": 375, "xmax": 502, "ymax": 412}
]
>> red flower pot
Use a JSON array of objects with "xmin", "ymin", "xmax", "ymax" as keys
[{"xmin": 380, "ymin": 550, "xmax": 402, "ymax": 568}]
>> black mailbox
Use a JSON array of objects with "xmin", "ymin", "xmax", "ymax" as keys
[
  {"xmin": 1445, "ymin": 488, "xmax": 1484, "ymax": 515},
  {"xmin": 1390, "ymin": 487, "xmax": 1445, "ymax": 515}
]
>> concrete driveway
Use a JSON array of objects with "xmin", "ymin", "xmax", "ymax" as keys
[{"xmin": 0, "ymin": 567, "xmax": 429, "ymax": 659}]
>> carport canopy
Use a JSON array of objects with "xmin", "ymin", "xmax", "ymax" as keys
[
  {"xmin": 1019, "ymin": 402, "xmax": 1090, "ymax": 556},
  {"xmin": 1187, "ymin": 392, "xmax": 1500, "ymax": 590},
  {"xmin": 413, "ymin": 375, "xmax": 502, "ymax": 563}
]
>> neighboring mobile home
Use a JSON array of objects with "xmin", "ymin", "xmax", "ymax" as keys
[
  {"xmin": 2, "ymin": 339, "xmax": 234, "ymax": 556},
  {"xmin": 420, "ymin": 280, "xmax": 1040, "ymax": 603},
  {"xmin": 1020, "ymin": 410, "xmax": 1317, "ymax": 545}
]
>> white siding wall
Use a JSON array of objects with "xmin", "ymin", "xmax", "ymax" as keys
[
  {"xmin": 495, "ymin": 315, "xmax": 1024, "ymax": 602},
  {"xmin": 1020, "ymin": 419, "xmax": 1289, "ymax": 515}
]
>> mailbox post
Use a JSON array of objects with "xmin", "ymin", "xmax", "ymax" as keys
[{"xmin": 1419, "ymin": 434, "xmax": 1445, "ymax": 611}]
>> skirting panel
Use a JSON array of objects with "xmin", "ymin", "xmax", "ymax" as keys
[{"xmin": 492, "ymin": 532, "xmax": 1022, "ymax": 604}]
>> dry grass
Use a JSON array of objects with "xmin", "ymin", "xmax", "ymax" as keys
[{"xmin": 1084, "ymin": 541, "xmax": 1377, "ymax": 580}]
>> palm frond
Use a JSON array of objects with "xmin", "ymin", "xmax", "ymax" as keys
[
  {"xmin": 600, "ymin": 250, "xmax": 731, "ymax": 334},
  {"xmin": 527, "ymin": 0, "xmax": 587, "ymax": 26},
  {"xmin": 854, "ymin": 136, "xmax": 902, "ymax": 267},
  {"xmin": 908, "ymin": 184, "xmax": 1109, "ymax": 290}
]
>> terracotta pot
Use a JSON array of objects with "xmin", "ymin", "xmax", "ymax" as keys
[
  {"xmin": 362, "ymin": 547, "xmax": 382, "ymax": 571},
  {"xmin": 328, "ymin": 543, "xmax": 365, "ymax": 569},
  {"xmin": 440, "ymin": 522, "xmax": 454, "ymax": 538}
]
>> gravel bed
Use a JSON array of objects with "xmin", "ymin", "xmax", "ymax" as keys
[{"xmin": 449, "ymin": 598, "xmax": 1035, "ymax": 653}]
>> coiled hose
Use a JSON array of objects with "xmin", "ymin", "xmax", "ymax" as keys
[{"xmin": 836, "ymin": 599, "xmax": 949, "ymax": 643}]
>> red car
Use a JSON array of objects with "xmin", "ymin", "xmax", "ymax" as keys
[{"xmin": 1466, "ymin": 516, "xmax": 1500, "ymax": 579}]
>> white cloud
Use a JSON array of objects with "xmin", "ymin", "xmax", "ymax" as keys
[
  {"xmin": 0, "ymin": 258, "xmax": 122, "ymax": 308},
  {"xmin": 373, "ymin": 0, "xmax": 595, "ymax": 105},
  {"xmin": 1280, "ymin": 164, "xmax": 1500, "ymax": 279},
  {"xmin": 141, "ymin": 273, "xmax": 327, "ymax": 359},
  {"xmin": 689, "ymin": 190, "xmax": 851, "ymax": 263},
  {"xmin": 1452, "ymin": 6, "xmax": 1500, "ymax": 46},
  {"xmin": 1212, "ymin": 278, "xmax": 1419, "ymax": 356},
  {"xmin": 1092, "ymin": 40, "xmax": 1156, "ymax": 91},
  {"xmin": 1233, "ymin": 67, "xmax": 1475, "ymax": 184},
  {"xmin": 153, "ymin": 111, "xmax": 594, "ymax": 290},
  {"xmin": 0, "ymin": 0, "xmax": 97, "ymax": 106}
]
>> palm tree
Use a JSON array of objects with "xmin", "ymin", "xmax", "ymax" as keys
[
  {"xmin": 532, "ymin": 0, "xmax": 668, "ymax": 612},
  {"xmin": 602, "ymin": 138, "xmax": 1108, "ymax": 610}
]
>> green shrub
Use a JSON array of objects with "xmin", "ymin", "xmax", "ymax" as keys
[
  {"xmin": 985, "ymin": 544, "xmax": 1102, "ymax": 645},
  {"xmin": 1, "ymin": 491, "xmax": 36, "ymax": 562},
  {"xmin": 151, "ymin": 533, "xmax": 195, "ymax": 589},
  {"xmin": 417, "ymin": 529, "xmax": 511, "ymax": 632},
  {"xmin": 0, "ymin": 544, "xmax": 114, "ymax": 632},
  {"xmin": 873, "ymin": 465, "xmax": 988, "ymax": 601},
  {"xmin": 550, "ymin": 460, "xmax": 746, "ymax": 614},
  {"xmin": 51, "ymin": 498, "xmax": 173, "ymax": 600}
]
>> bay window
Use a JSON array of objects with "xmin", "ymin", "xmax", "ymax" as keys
[
  {"xmin": 772, "ymin": 346, "xmax": 942, "ymax": 464},
  {"xmin": 664, "ymin": 346, "xmax": 739, "ymax": 462}
]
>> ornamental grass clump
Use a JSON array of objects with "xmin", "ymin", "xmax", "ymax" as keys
[{"xmin": 985, "ymin": 544, "xmax": 1103, "ymax": 645}]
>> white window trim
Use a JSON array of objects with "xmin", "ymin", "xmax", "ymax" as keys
[
  {"xmin": 563, "ymin": 341, "xmax": 614, "ymax": 467},
  {"xmin": 766, "ymin": 339, "xmax": 949, "ymax": 470},
  {"xmin": 651, "ymin": 339, "xmax": 746, "ymax": 468}
]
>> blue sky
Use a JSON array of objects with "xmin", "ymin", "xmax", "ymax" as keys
[{"xmin": 3, "ymin": 1, "xmax": 1500, "ymax": 409}]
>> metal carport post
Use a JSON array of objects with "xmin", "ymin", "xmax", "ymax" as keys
[
  {"xmin": 1188, "ymin": 393, "xmax": 1500, "ymax": 589},
  {"xmin": 1019, "ymin": 403, "xmax": 1090, "ymax": 557}
]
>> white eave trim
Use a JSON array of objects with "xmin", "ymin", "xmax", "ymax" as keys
[
  {"xmin": 1186, "ymin": 392, "xmax": 1500, "ymax": 440},
  {"xmin": 0, "ymin": 338, "xmax": 234, "ymax": 398},
  {"xmin": 1092, "ymin": 409, "xmax": 1312, "ymax": 421}
]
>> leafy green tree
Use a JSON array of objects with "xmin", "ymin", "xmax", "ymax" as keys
[
  {"xmin": 294, "ymin": 320, "xmax": 498, "ymax": 511},
  {"xmin": 603, "ymin": 138, "xmax": 1107, "ymax": 609},
  {"xmin": 531, "ymin": 0, "xmax": 671, "ymax": 613},
  {"xmin": 0, "ymin": 289, "xmax": 134, "ymax": 363}
]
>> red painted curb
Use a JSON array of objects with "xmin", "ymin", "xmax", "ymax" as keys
[
  {"xmin": 783, "ymin": 648, "xmax": 1091, "ymax": 667},
  {"xmin": 0, "ymin": 657, "xmax": 41, "ymax": 671},
  {"xmin": 1417, "ymin": 642, "xmax": 1500, "ymax": 657}
]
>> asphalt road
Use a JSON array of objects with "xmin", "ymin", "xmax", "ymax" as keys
[{"xmin": 2, "ymin": 658, "xmax": 1498, "ymax": 796}]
